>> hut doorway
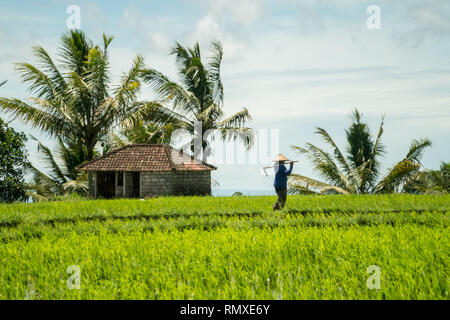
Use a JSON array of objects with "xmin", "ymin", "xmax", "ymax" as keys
[
  {"xmin": 131, "ymin": 172, "xmax": 140, "ymax": 198},
  {"xmin": 97, "ymin": 171, "xmax": 116, "ymax": 198}
]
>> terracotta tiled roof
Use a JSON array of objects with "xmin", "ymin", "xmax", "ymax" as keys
[{"xmin": 77, "ymin": 144, "xmax": 216, "ymax": 172}]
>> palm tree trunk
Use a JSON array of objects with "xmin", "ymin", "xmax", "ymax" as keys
[{"xmin": 87, "ymin": 141, "xmax": 95, "ymax": 160}]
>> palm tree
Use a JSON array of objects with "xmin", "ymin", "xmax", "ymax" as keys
[
  {"xmin": 0, "ymin": 30, "xmax": 145, "ymax": 160},
  {"xmin": 26, "ymin": 137, "xmax": 90, "ymax": 201},
  {"xmin": 403, "ymin": 162, "xmax": 449, "ymax": 194},
  {"xmin": 139, "ymin": 41, "xmax": 254, "ymax": 161},
  {"xmin": 289, "ymin": 109, "xmax": 432, "ymax": 194},
  {"xmin": 426, "ymin": 162, "xmax": 449, "ymax": 193}
]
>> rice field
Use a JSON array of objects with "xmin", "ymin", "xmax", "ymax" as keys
[{"xmin": 0, "ymin": 194, "xmax": 448, "ymax": 299}]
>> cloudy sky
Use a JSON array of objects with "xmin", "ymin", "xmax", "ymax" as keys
[{"xmin": 0, "ymin": 0, "xmax": 449, "ymax": 193}]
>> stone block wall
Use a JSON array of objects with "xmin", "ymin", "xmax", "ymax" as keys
[
  {"xmin": 141, "ymin": 172, "xmax": 174, "ymax": 196},
  {"xmin": 140, "ymin": 170, "xmax": 211, "ymax": 197},
  {"xmin": 172, "ymin": 171, "xmax": 211, "ymax": 196}
]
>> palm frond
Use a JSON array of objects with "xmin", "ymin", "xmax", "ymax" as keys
[
  {"xmin": 63, "ymin": 175, "xmax": 88, "ymax": 194},
  {"xmin": 15, "ymin": 62, "xmax": 61, "ymax": 100},
  {"xmin": 183, "ymin": 64, "xmax": 208, "ymax": 105},
  {"xmin": 32, "ymin": 46, "xmax": 67, "ymax": 93},
  {"xmin": 103, "ymin": 132, "xmax": 129, "ymax": 152},
  {"xmin": 405, "ymin": 138, "xmax": 432, "ymax": 162},
  {"xmin": 59, "ymin": 30, "xmax": 92, "ymax": 75},
  {"xmin": 91, "ymin": 97, "xmax": 121, "ymax": 137},
  {"xmin": 170, "ymin": 41, "xmax": 191, "ymax": 69},
  {"xmin": 288, "ymin": 185, "xmax": 320, "ymax": 195},
  {"xmin": 197, "ymin": 103, "xmax": 223, "ymax": 124},
  {"xmin": 140, "ymin": 68, "xmax": 199, "ymax": 116},
  {"xmin": 171, "ymin": 42, "xmax": 210, "ymax": 108},
  {"xmin": 288, "ymin": 174, "xmax": 349, "ymax": 194},
  {"xmin": 56, "ymin": 136, "xmax": 89, "ymax": 179},
  {"xmin": 294, "ymin": 142, "xmax": 352, "ymax": 191},
  {"xmin": 0, "ymin": 98, "xmax": 69, "ymax": 136},
  {"xmin": 102, "ymin": 34, "xmax": 114, "ymax": 52},
  {"xmin": 219, "ymin": 127, "xmax": 255, "ymax": 150},
  {"xmin": 207, "ymin": 40, "xmax": 224, "ymax": 106},
  {"xmin": 171, "ymin": 42, "xmax": 199, "ymax": 90},
  {"xmin": 315, "ymin": 127, "xmax": 351, "ymax": 175},
  {"xmin": 374, "ymin": 138, "xmax": 431, "ymax": 193},
  {"xmin": 123, "ymin": 101, "xmax": 192, "ymax": 129},
  {"xmin": 86, "ymin": 46, "xmax": 110, "ymax": 103},
  {"xmin": 345, "ymin": 109, "xmax": 374, "ymax": 169},
  {"xmin": 218, "ymin": 108, "xmax": 252, "ymax": 128},
  {"xmin": 113, "ymin": 54, "xmax": 143, "ymax": 108},
  {"xmin": 366, "ymin": 114, "xmax": 386, "ymax": 186},
  {"xmin": 30, "ymin": 136, "xmax": 67, "ymax": 184},
  {"xmin": 374, "ymin": 159, "xmax": 421, "ymax": 193},
  {"xmin": 402, "ymin": 161, "xmax": 449, "ymax": 194},
  {"xmin": 345, "ymin": 109, "xmax": 379, "ymax": 192},
  {"xmin": 26, "ymin": 164, "xmax": 65, "ymax": 198}
]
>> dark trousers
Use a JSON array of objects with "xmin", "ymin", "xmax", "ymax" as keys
[{"xmin": 273, "ymin": 188, "xmax": 287, "ymax": 211}]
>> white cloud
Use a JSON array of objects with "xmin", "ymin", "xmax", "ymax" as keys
[
  {"xmin": 214, "ymin": 22, "xmax": 450, "ymax": 124},
  {"xmin": 185, "ymin": 0, "xmax": 265, "ymax": 60},
  {"xmin": 83, "ymin": 2, "xmax": 107, "ymax": 29},
  {"xmin": 150, "ymin": 33, "xmax": 170, "ymax": 52},
  {"xmin": 187, "ymin": 14, "xmax": 246, "ymax": 60},
  {"xmin": 392, "ymin": 1, "xmax": 450, "ymax": 47},
  {"xmin": 120, "ymin": 2, "xmax": 180, "ymax": 55},
  {"xmin": 205, "ymin": 0, "xmax": 264, "ymax": 25}
]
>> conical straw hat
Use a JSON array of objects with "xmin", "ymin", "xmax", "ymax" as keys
[{"xmin": 273, "ymin": 153, "xmax": 289, "ymax": 162}]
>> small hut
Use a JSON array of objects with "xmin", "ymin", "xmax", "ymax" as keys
[{"xmin": 77, "ymin": 144, "xmax": 216, "ymax": 198}]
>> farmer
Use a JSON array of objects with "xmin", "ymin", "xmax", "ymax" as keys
[{"xmin": 273, "ymin": 154, "xmax": 294, "ymax": 211}]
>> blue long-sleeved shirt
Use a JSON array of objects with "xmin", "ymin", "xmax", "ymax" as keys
[{"xmin": 273, "ymin": 163, "xmax": 293, "ymax": 189}]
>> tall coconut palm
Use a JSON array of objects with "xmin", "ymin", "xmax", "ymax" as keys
[
  {"xmin": 139, "ymin": 41, "xmax": 254, "ymax": 161},
  {"xmin": 0, "ymin": 30, "xmax": 145, "ymax": 160},
  {"xmin": 289, "ymin": 109, "xmax": 432, "ymax": 194}
]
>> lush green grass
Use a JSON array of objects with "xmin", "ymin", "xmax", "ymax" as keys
[{"xmin": 0, "ymin": 194, "xmax": 448, "ymax": 299}]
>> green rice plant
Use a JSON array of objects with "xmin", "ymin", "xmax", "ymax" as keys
[{"xmin": 0, "ymin": 194, "xmax": 448, "ymax": 299}]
